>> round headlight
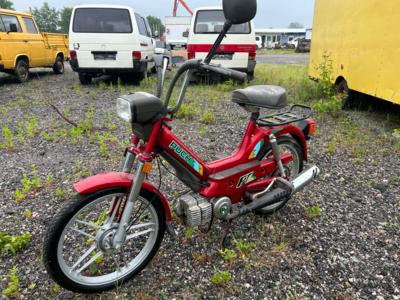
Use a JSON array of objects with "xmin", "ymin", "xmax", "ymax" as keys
[{"xmin": 116, "ymin": 97, "xmax": 132, "ymax": 122}]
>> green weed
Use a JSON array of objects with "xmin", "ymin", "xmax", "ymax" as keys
[
  {"xmin": 40, "ymin": 130, "xmax": 52, "ymax": 142},
  {"xmin": 200, "ymin": 110, "xmax": 216, "ymax": 124},
  {"xmin": 14, "ymin": 189, "xmax": 26, "ymax": 202},
  {"xmin": 73, "ymin": 83, "xmax": 81, "ymax": 94},
  {"xmin": 17, "ymin": 122, "xmax": 25, "ymax": 143},
  {"xmin": 2, "ymin": 267, "xmax": 19, "ymax": 298},
  {"xmin": 17, "ymin": 97, "xmax": 28, "ymax": 107},
  {"xmin": 0, "ymin": 232, "xmax": 31, "ymax": 256},
  {"xmin": 2, "ymin": 126, "xmax": 14, "ymax": 150},
  {"xmin": 211, "ymin": 270, "xmax": 232, "ymax": 286},
  {"xmin": 24, "ymin": 209, "xmax": 33, "ymax": 219},
  {"xmin": 199, "ymin": 124, "xmax": 206, "ymax": 137},
  {"xmin": 70, "ymin": 127, "xmax": 83, "ymax": 144},
  {"xmin": 272, "ymin": 241, "xmax": 290, "ymax": 255},
  {"xmin": 234, "ymin": 239, "xmax": 256, "ymax": 256},
  {"xmin": 26, "ymin": 116, "xmax": 39, "ymax": 137},
  {"xmin": 184, "ymin": 227, "xmax": 196, "ymax": 241},
  {"xmin": 305, "ymin": 203, "xmax": 322, "ymax": 219},
  {"xmin": 218, "ymin": 248, "xmax": 237, "ymax": 262},
  {"xmin": 55, "ymin": 187, "xmax": 65, "ymax": 198},
  {"xmin": 0, "ymin": 104, "xmax": 8, "ymax": 117},
  {"xmin": 175, "ymin": 103, "xmax": 198, "ymax": 120}
]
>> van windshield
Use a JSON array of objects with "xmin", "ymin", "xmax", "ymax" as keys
[
  {"xmin": 73, "ymin": 8, "xmax": 132, "ymax": 33},
  {"xmin": 195, "ymin": 10, "xmax": 250, "ymax": 34}
]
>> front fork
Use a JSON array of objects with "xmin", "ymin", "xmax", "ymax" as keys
[{"xmin": 111, "ymin": 138, "xmax": 147, "ymax": 249}]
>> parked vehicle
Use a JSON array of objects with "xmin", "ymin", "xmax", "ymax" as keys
[
  {"xmin": 187, "ymin": 6, "xmax": 257, "ymax": 80},
  {"xmin": 255, "ymin": 35, "xmax": 263, "ymax": 49},
  {"xmin": 0, "ymin": 9, "xmax": 68, "ymax": 83},
  {"xmin": 165, "ymin": 16, "xmax": 191, "ymax": 49},
  {"xmin": 43, "ymin": 0, "xmax": 320, "ymax": 293},
  {"xmin": 309, "ymin": 0, "xmax": 400, "ymax": 106},
  {"xmin": 69, "ymin": 5, "xmax": 156, "ymax": 84},
  {"xmin": 296, "ymin": 38, "xmax": 311, "ymax": 53}
]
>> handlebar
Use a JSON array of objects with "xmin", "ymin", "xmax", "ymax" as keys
[{"xmin": 163, "ymin": 59, "xmax": 248, "ymax": 115}]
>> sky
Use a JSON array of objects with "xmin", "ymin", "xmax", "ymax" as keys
[{"xmin": 13, "ymin": 0, "xmax": 316, "ymax": 29}]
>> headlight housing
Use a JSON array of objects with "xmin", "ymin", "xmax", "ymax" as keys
[{"xmin": 116, "ymin": 97, "xmax": 132, "ymax": 122}]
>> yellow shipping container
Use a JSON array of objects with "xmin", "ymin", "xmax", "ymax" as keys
[{"xmin": 309, "ymin": 0, "xmax": 400, "ymax": 105}]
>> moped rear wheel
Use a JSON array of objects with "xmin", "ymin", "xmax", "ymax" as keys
[
  {"xmin": 43, "ymin": 187, "xmax": 165, "ymax": 293},
  {"xmin": 256, "ymin": 136, "xmax": 303, "ymax": 215}
]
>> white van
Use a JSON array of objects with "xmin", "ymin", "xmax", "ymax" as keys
[
  {"xmin": 69, "ymin": 5, "xmax": 155, "ymax": 84},
  {"xmin": 187, "ymin": 7, "xmax": 256, "ymax": 79}
]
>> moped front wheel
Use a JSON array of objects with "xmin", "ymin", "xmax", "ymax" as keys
[{"xmin": 43, "ymin": 187, "xmax": 166, "ymax": 293}]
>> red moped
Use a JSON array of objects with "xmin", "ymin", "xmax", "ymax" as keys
[{"xmin": 43, "ymin": 0, "xmax": 320, "ymax": 293}]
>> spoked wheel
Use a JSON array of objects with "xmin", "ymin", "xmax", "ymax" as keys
[
  {"xmin": 43, "ymin": 187, "xmax": 166, "ymax": 293},
  {"xmin": 256, "ymin": 136, "xmax": 303, "ymax": 215}
]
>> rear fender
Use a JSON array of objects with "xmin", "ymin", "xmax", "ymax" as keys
[
  {"xmin": 271, "ymin": 125, "xmax": 308, "ymax": 161},
  {"xmin": 74, "ymin": 172, "xmax": 171, "ymax": 222}
]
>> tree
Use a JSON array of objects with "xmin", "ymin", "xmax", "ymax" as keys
[
  {"xmin": 146, "ymin": 16, "xmax": 165, "ymax": 36},
  {"xmin": 32, "ymin": 2, "xmax": 59, "ymax": 32},
  {"xmin": 58, "ymin": 7, "xmax": 72, "ymax": 34},
  {"xmin": 0, "ymin": 0, "xmax": 14, "ymax": 9},
  {"xmin": 288, "ymin": 22, "xmax": 304, "ymax": 29}
]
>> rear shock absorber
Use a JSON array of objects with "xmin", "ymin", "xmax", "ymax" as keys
[{"xmin": 269, "ymin": 133, "xmax": 286, "ymax": 178}]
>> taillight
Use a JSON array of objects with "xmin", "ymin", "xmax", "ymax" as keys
[
  {"xmin": 188, "ymin": 52, "xmax": 195, "ymax": 60},
  {"xmin": 308, "ymin": 119, "xmax": 316, "ymax": 136},
  {"xmin": 132, "ymin": 51, "xmax": 141, "ymax": 60},
  {"xmin": 249, "ymin": 52, "xmax": 256, "ymax": 60},
  {"xmin": 69, "ymin": 50, "xmax": 77, "ymax": 59}
]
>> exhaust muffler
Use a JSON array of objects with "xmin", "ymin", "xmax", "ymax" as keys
[{"xmin": 227, "ymin": 165, "xmax": 320, "ymax": 219}]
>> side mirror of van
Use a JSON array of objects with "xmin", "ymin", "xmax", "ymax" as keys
[
  {"xmin": 182, "ymin": 31, "xmax": 189, "ymax": 38},
  {"xmin": 223, "ymin": 0, "xmax": 257, "ymax": 24},
  {"xmin": 9, "ymin": 23, "xmax": 18, "ymax": 33}
]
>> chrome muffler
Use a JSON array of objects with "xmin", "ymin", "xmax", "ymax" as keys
[{"xmin": 291, "ymin": 165, "xmax": 320, "ymax": 194}]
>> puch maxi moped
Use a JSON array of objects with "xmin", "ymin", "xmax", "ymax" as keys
[{"xmin": 43, "ymin": 0, "xmax": 320, "ymax": 293}]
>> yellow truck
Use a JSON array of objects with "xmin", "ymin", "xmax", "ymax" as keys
[
  {"xmin": 309, "ymin": 0, "xmax": 400, "ymax": 106},
  {"xmin": 0, "ymin": 9, "xmax": 68, "ymax": 83}
]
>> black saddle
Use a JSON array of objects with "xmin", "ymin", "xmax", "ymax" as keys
[{"xmin": 232, "ymin": 85, "xmax": 288, "ymax": 110}]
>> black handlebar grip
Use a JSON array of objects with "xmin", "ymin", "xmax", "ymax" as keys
[{"xmin": 226, "ymin": 69, "xmax": 248, "ymax": 81}]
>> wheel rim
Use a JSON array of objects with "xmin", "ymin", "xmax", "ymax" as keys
[
  {"xmin": 57, "ymin": 193, "xmax": 159, "ymax": 287},
  {"xmin": 261, "ymin": 143, "xmax": 301, "ymax": 211},
  {"xmin": 18, "ymin": 65, "xmax": 28, "ymax": 80},
  {"xmin": 57, "ymin": 61, "xmax": 64, "ymax": 73}
]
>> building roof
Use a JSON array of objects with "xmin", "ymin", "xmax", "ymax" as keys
[{"xmin": 255, "ymin": 28, "xmax": 306, "ymax": 34}]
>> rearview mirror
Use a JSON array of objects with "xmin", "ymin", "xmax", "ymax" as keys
[
  {"xmin": 9, "ymin": 23, "xmax": 18, "ymax": 33},
  {"xmin": 182, "ymin": 31, "xmax": 189, "ymax": 38},
  {"xmin": 223, "ymin": 0, "xmax": 257, "ymax": 25}
]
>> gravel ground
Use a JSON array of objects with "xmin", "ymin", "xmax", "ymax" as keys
[{"xmin": 0, "ymin": 65, "xmax": 399, "ymax": 299}]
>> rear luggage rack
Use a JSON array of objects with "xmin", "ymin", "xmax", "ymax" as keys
[{"xmin": 257, "ymin": 105, "xmax": 312, "ymax": 126}]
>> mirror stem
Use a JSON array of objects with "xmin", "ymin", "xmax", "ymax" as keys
[{"xmin": 204, "ymin": 20, "xmax": 232, "ymax": 64}]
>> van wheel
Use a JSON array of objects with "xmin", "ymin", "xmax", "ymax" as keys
[
  {"xmin": 336, "ymin": 79, "xmax": 355, "ymax": 109},
  {"xmin": 15, "ymin": 59, "xmax": 29, "ymax": 83},
  {"xmin": 137, "ymin": 63, "xmax": 148, "ymax": 81},
  {"xmin": 53, "ymin": 56, "xmax": 64, "ymax": 75},
  {"xmin": 79, "ymin": 73, "xmax": 92, "ymax": 85},
  {"xmin": 247, "ymin": 71, "xmax": 254, "ymax": 81}
]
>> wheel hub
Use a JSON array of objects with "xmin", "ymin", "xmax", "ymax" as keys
[{"xmin": 96, "ymin": 225, "xmax": 119, "ymax": 253}]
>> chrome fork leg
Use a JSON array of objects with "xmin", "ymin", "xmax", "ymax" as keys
[
  {"xmin": 122, "ymin": 151, "xmax": 136, "ymax": 173},
  {"xmin": 113, "ymin": 160, "xmax": 146, "ymax": 249},
  {"xmin": 269, "ymin": 134, "xmax": 286, "ymax": 178}
]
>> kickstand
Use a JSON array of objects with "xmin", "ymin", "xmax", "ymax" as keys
[{"xmin": 221, "ymin": 220, "xmax": 235, "ymax": 249}]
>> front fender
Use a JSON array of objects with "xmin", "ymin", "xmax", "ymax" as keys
[{"xmin": 74, "ymin": 172, "xmax": 171, "ymax": 222}]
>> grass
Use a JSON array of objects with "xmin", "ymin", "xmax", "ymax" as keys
[
  {"xmin": 2, "ymin": 267, "xmax": 20, "ymax": 298},
  {"xmin": 211, "ymin": 270, "xmax": 232, "ymax": 286},
  {"xmin": 257, "ymin": 49, "xmax": 298, "ymax": 55},
  {"xmin": 0, "ymin": 232, "xmax": 31, "ymax": 256}
]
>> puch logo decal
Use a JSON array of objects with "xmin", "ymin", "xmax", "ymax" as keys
[
  {"xmin": 237, "ymin": 171, "xmax": 257, "ymax": 189},
  {"xmin": 249, "ymin": 139, "xmax": 264, "ymax": 159},
  {"xmin": 169, "ymin": 141, "xmax": 204, "ymax": 175}
]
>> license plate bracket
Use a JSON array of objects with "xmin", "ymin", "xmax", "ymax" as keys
[{"xmin": 92, "ymin": 51, "xmax": 117, "ymax": 60}]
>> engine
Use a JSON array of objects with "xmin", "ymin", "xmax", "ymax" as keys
[{"xmin": 174, "ymin": 193, "xmax": 233, "ymax": 226}]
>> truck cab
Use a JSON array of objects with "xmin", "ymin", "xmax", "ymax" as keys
[{"xmin": 0, "ymin": 9, "xmax": 68, "ymax": 83}]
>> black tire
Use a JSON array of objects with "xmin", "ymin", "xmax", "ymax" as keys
[
  {"xmin": 53, "ymin": 56, "xmax": 64, "ymax": 75},
  {"xmin": 43, "ymin": 187, "xmax": 166, "ymax": 293},
  {"xmin": 14, "ymin": 59, "xmax": 29, "ymax": 83},
  {"xmin": 255, "ymin": 136, "xmax": 304, "ymax": 215},
  {"xmin": 336, "ymin": 79, "xmax": 355, "ymax": 109},
  {"xmin": 79, "ymin": 73, "xmax": 92, "ymax": 85},
  {"xmin": 247, "ymin": 71, "xmax": 255, "ymax": 81}
]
